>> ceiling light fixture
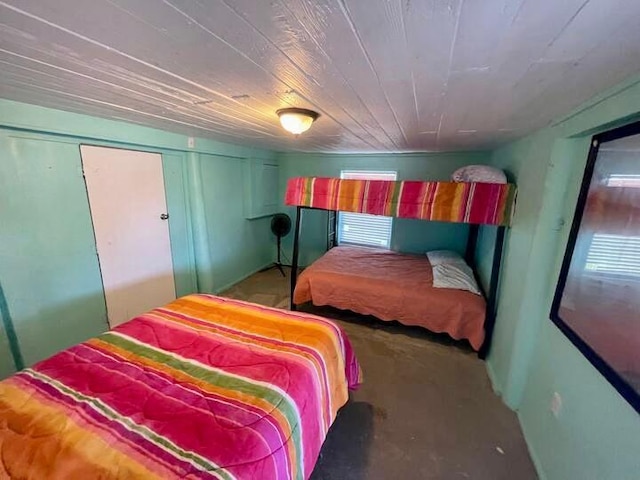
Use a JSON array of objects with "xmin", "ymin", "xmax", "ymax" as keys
[{"xmin": 277, "ymin": 108, "xmax": 319, "ymax": 135}]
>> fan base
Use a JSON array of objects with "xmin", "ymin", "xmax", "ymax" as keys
[{"xmin": 260, "ymin": 262, "xmax": 286, "ymax": 277}]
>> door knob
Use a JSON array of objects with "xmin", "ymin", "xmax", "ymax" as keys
[{"xmin": 160, "ymin": 213, "xmax": 169, "ymax": 220}]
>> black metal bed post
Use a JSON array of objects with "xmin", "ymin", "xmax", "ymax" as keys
[
  {"xmin": 478, "ymin": 225, "xmax": 506, "ymax": 359},
  {"xmin": 465, "ymin": 224, "xmax": 480, "ymax": 268},
  {"xmin": 290, "ymin": 206, "xmax": 302, "ymax": 311},
  {"xmin": 327, "ymin": 210, "xmax": 338, "ymax": 250}
]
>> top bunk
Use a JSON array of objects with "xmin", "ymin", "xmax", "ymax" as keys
[{"xmin": 285, "ymin": 176, "xmax": 517, "ymax": 227}]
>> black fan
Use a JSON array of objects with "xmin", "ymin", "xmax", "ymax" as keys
[{"xmin": 268, "ymin": 213, "xmax": 292, "ymax": 276}]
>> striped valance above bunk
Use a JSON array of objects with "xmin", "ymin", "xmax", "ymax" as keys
[{"xmin": 285, "ymin": 177, "xmax": 516, "ymax": 226}]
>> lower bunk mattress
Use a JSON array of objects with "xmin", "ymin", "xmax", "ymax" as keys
[
  {"xmin": 0, "ymin": 294, "xmax": 361, "ymax": 480},
  {"xmin": 294, "ymin": 246, "xmax": 486, "ymax": 350}
]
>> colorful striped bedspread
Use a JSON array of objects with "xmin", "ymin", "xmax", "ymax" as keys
[
  {"xmin": 0, "ymin": 294, "xmax": 362, "ymax": 480},
  {"xmin": 285, "ymin": 176, "xmax": 516, "ymax": 226}
]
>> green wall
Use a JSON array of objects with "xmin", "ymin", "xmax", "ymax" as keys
[
  {"xmin": 0, "ymin": 334, "xmax": 13, "ymax": 377},
  {"xmin": 0, "ymin": 132, "xmax": 109, "ymax": 368},
  {"xmin": 0, "ymin": 286, "xmax": 17, "ymax": 377},
  {"xmin": 485, "ymin": 76, "xmax": 640, "ymax": 479},
  {"xmin": 0, "ymin": 99, "xmax": 276, "ymax": 374},
  {"xmin": 197, "ymin": 153, "xmax": 275, "ymax": 292},
  {"xmin": 278, "ymin": 151, "xmax": 491, "ymax": 266}
]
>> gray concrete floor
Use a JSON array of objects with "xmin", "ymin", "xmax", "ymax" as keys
[{"xmin": 222, "ymin": 267, "xmax": 537, "ymax": 480}]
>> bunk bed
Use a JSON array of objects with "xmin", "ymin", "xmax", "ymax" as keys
[{"xmin": 285, "ymin": 176, "xmax": 516, "ymax": 358}]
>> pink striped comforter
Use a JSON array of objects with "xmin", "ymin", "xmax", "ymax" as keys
[{"xmin": 0, "ymin": 295, "xmax": 362, "ymax": 479}]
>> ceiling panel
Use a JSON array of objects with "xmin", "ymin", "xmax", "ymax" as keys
[{"xmin": 0, "ymin": 0, "xmax": 638, "ymax": 152}]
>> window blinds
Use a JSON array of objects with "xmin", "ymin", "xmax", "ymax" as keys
[{"xmin": 338, "ymin": 170, "xmax": 397, "ymax": 248}]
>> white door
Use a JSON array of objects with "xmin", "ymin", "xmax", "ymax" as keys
[{"xmin": 81, "ymin": 145, "xmax": 176, "ymax": 328}]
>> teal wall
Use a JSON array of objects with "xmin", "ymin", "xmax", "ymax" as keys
[
  {"xmin": 0, "ymin": 331, "xmax": 13, "ymax": 377},
  {"xmin": 0, "ymin": 132, "xmax": 109, "ymax": 367},
  {"xmin": 485, "ymin": 76, "xmax": 640, "ymax": 480},
  {"xmin": 278, "ymin": 151, "xmax": 491, "ymax": 265},
  {"xmin": 0, "ymin": 284, "xmax": 17, "ymax": 377},
  {"xmin": 0, "ymin": 99, "xmax": 276, "ymax": 374},
  {"xmin": 197, "ymin": 154, "xmax": 275, "ymax": 292}
]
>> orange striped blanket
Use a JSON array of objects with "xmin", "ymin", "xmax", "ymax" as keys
[
  {"xmin": 285, "ymin": 177, "xmax": 516, "ymax": 226},
  {"xmin": 0, "ymin": 295, "xmax": 361, "ymax": 479}
]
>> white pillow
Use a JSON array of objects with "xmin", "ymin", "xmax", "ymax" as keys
[
  {"xmin": 451, "ymin": 165, "xmax": 507, "ymax": 183},
  {"xmin": 427, "ymin": 250, "xmax": 481, "ymax": 295},
  {"xmin": 426, "ymin": 250, "xmax": 466, "ymax": 266},
  {"xmin": 431, "ymin": 263, "xmax": 482, "ymax": 296}
]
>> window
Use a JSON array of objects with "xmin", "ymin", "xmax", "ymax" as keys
[
  {"xmin": 337, "ymin": 170, "xmax": 397, "ymax": 248},
  {"xmin": 605, "ymin": 174, "xmax": 640, "ymax": 187},
  {"xmin": 585, "ymin": 233, "xmax": 640, "ymax": 277}
]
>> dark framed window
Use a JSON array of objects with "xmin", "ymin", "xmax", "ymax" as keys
[{"xmin": 551, "ymin": 120, "xmax": 640, "ymax": 414}]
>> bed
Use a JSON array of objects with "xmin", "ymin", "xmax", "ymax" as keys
[
  {"xmin": 294, "ymin": 246, "xmax": 486, "ymax": 350},
  {"xmin": 0, "ymin": 294, "xmax": 361, "ymax": 480},
  {"xmin": 285, "ymin": 176, "xmax": 517, "ymax": 358}
]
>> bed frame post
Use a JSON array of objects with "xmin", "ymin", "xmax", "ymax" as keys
[
  {"xmin": 478, "ymin": 225, "xmax": 506, "ymax": 359},
  {"xmin": 290, "ymin": 206, "xmax": 302, "ymax": 311},
  {"xmin": 466, "ymin": 224, "xmax": 480, "ymax": 267},
  {"xmin": 327, "ymin": 210, "xmax": 337, "ymax": 250}
]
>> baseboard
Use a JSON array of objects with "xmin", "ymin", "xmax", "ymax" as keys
[
  {"xmin": 213, "ymin": 261, "xmax": 274, "ymax": 295},
  {"xmin": 488, "ymin": 363, "xmax": 546, "ymax": 479},
  {"xmin": 485, "ymin": 361, "xmax": 502, "ymax": 396},
  {"xmin": 517, "ymin": 411, "xmax": 548, "ymax": 480}
]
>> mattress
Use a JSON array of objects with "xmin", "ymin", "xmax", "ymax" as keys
[
  {"xmin": 0, "ymin": 294, "xmax": 361, "ymax": 480},
  {"xmin": 294, "ymin": 246, "xmax": 486, "ymax": 350}
]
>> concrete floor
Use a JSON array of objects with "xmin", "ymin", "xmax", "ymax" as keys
[{"xmin": 222, "ymin": 267, "xmax": 537, "ymax": 480}]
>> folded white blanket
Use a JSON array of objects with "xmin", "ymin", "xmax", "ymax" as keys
[
  {"xmin": 452, "ymin": 165, "xmax": 507, "ymax": 183},
  {"xmin": 426, "ymin": 250, "xmax": 482, "ymax": 295}
]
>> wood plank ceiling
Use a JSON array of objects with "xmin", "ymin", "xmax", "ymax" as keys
[{"xmin": 0, "ymin": 0, "xmax": 639, "ymax": 152}]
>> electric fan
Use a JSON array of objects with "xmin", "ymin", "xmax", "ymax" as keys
[{"xmin": 268, "ymin": 213, "xmax": 292, "ymax": 276}]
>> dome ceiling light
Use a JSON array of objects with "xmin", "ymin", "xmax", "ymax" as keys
[{"xmin": 276, "ymin": 108, "xmax": 319, "ymax": 135}]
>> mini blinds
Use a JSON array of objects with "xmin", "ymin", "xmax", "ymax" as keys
[
  {"xmin": 585, "ymin": 233, "xmax": 640, "ymax": 277},
  {"xmin": 338, "ymin": 170, "xmax": 397, "ymax": 248},
  {"xmin": 605, "ymin": 174, "xmax": 640, "ymax": 187}
]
